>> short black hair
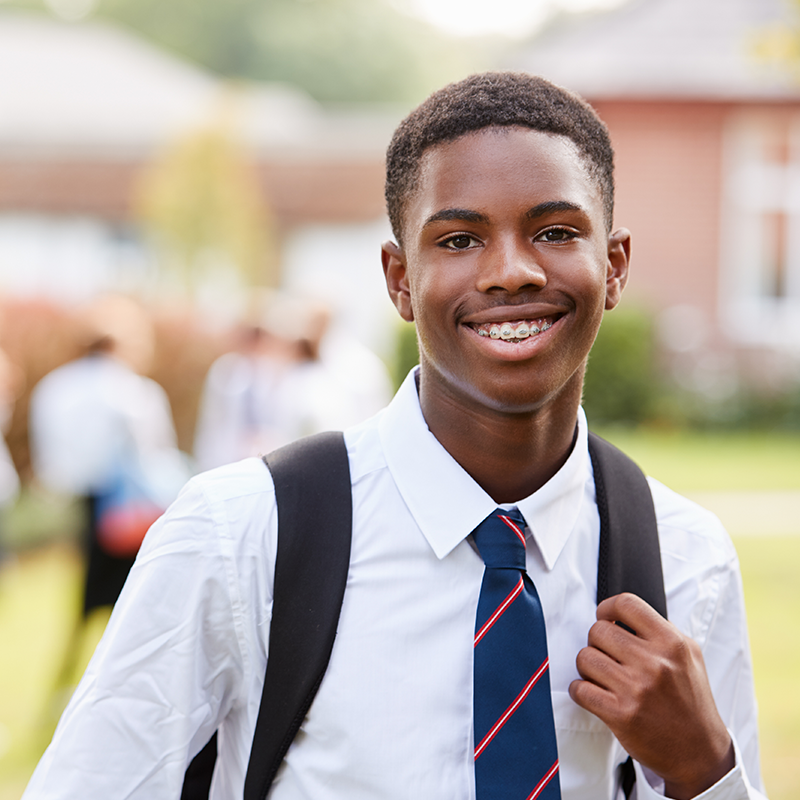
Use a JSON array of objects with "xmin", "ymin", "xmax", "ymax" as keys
[{"xmin": 385, "ymin": 71, "xmax": 615, "ymax": 245}]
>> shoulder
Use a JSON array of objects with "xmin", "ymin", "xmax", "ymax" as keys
[
  {"xmin": 30, "ymin": 358, "xmax": 87, "ymax": 402},
  {"xmin": 648, "ymin": 476, "xmax": 737, "ymax": 568},
  {"xmin": 192, "ymin": 455, "xmax": 275, "ymax": 492},
  {"xmin": 141, "ymin": 457, "xmax": 278, "ymax": 565},
  {"xmin": 647, "ymin": 476, "xmax": 742, "ymax": 644},
  {"xmin": 180, "ymin": 456, "xmax": 277, "ymax": 518}
]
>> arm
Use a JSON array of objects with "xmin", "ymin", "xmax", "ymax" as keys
[{"xmin": 23, "ymin": 477, "xmax": 250, "ymax": 799}]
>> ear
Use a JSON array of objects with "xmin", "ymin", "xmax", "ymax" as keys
[
  {"xmin": 381, "ymin": 241, "xmax": 414, "ymax": 322},
  {"xmin": 605, "ymin": 227, "xmax": 631, "ymax": 311}
]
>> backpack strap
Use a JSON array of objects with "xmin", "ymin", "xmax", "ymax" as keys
[
  {"xmin": 588, "ymin": 432, "xmax": 666, "ymax": 618},
  {"xmin": 588, "ymin": 431, "xmax": 666, "ymax": 799},
  {"xmin": 242, "ymin": 430, "xmax": 353, "ymax": 800}
]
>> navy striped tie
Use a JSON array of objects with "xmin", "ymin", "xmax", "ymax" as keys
[{"xmin": 472, "ymin": 508, "xmax": 561, "ymax": 800}]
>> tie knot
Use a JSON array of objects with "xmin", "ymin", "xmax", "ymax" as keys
[{"xmin": 472, "ymin": 508, "xmax": 527, "ymax": 569}]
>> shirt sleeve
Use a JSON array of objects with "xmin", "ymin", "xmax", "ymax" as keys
[
  {"xmin": 632, "ymin": 734, "xmax": 767, "ymax": 800},
  {"xmin": 631, "ymin": 483, "xmax": 768, "ymax": 800},
  {"xmin": 22, "ymin": 474, "xmax": 252, "ymax": 799}
]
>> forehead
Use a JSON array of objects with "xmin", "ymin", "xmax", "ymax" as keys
[{"xmin": 405, "ymin": 127, "xmax": 603, "ymax": 235}]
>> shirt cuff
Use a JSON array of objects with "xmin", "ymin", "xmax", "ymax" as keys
[{"xmin": 631, "ymin": 733, "xmax": 762, "ymax": 800}]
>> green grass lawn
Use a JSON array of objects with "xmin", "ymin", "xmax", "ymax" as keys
[
  {"xmin": 1, "ymin": 429, "xmax": 798, "ymax": 798},
  {"xmin": 0, "ymin": 545, "xmax": 82, "ymax": 800},
  {"xmin": 595, "ymin": 427, "xmax": 800, "ymax": 493},
  {"xmin": 735, "ymin": 535, "xmax": 800, "ymax": 799}
]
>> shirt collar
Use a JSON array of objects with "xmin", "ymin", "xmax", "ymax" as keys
[{"xmin": 379, "ymin": 368, "xmax": 590, "ymax": 569}]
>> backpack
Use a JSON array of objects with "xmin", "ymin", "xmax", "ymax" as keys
[{"xmin": 182, "ymin": 430, "xmax": 666, "ymax": 800}]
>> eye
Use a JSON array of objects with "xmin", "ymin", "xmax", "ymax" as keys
[
  {"xmin": 440, "ymin": 234, "xmax": 480, "ymax": 250},
  {"xmin": 537, "ymin": 227, "xmax": 577, "ymax": 243}
]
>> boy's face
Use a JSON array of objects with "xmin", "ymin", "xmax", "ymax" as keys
[{"xmin": 382, "ymin": 126, "xmax": 629, "ymax": 417}]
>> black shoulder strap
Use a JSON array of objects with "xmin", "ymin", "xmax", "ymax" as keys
[
  {"xmin": 242, "ymin": 430, "xmax": 353, "ymax": 800},
  {"xmin": 588, "ymin": 432, "xmax": 667, "ymax": 618},
  {"xmin": 180, "ymin": 432, "xmax": 352, "ymax": 800},
  {"xmin": 588, "ymin": 431, "xmax": 666, "ymax": 799}
]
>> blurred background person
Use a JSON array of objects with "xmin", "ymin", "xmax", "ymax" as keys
[
  {"xmin": 28, "ymin": 295, "xmax": 190, "ymax": 620},
  {"xmin": 194, "ymin": 291, "xmax": 392, "ymax": 469},
  {"xmin": 193, "ymin": 291, "xmax": 298, "ymax": 471}
]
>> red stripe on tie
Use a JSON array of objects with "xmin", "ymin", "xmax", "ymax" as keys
[
  {"xmin": 474, "ymin": 575, "xmax": 524, "ymax": 647},
  {"xmin": 474, "ymin": 658, "xmax": 549, "ymax": 759},
  {"xmin": 526, "ymin": 760, "xmax": 559, "ymax": 800},
  {"xmin": 499, "ymin": 514, "xmax": 526, "ymax": 546}
]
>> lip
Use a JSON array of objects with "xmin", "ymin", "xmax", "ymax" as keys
[
  {"xmin": 462, "ymin": 303, "xmax": 567, "ymax": 328},
  {"xmin": 462, "ymin": 312, "xmax": 563, "ymax": 360}
]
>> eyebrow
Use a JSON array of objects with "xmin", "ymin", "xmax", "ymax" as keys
[
  {"xmin": 422, "ymin": 200, "xmax": 586, "ymax": 230},
  {"xmin": 422, "ymin": 208, "xmax": 489, "ymax": 228},
  {"xmin": 526, "ymin": 200, "xmax": 585, "ymax": 220}
]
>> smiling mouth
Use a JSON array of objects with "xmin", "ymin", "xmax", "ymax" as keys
[{"xmin": 470, "ymin": 316, "xmax": 557, "ymax": 343}]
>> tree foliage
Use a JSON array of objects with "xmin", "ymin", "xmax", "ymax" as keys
[
  {"xmin": 134, "ymin": 107, "xmax": 278, "ymax": 290},
  {"xmin": 582, "ymin": 307, "xmax": 660, "ymax": 426},
  {"xmin": 750, "ymin": 1, "xmax": 800, "ymax": 82},
  {"xmin": 7, "ymin": 0, "xmax": 477, "ymax": 103}
]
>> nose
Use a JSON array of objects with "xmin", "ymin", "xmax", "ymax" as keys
[{"xmin": 475, "ymin": 236, "xmax": 547, "ymax": 294}]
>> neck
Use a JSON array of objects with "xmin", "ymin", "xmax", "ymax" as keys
[{"xmin": 418, "ymin": 373, "xmax": 583, "ymax": 504}]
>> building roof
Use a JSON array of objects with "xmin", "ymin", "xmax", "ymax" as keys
[
  {"xmin": 0, "ymin": 11, "xmax": 398, "ymax": 159},
  {"xmin": 507, "ymin": 0, "xmax": 800, "ymax": 101}
]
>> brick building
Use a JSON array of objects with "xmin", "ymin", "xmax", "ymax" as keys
[
  {"xmin": 508, "ymin": 0, "xmax": 800, "ymax": 392},
  {"xmin": 0, "ymin": 11, "xmax": 400, "ymax": 348}
]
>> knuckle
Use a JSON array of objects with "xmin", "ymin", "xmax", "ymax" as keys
[
  {"xmin": 587, "ymin": 619, "xmax": 611, "ymax": 646},
  {"xmin": 652, "ymin": 654, "xmax": 675, "ymax": 685},
  {"xmin": 575, "ymin": 646, "xmax": 596, "ymax": 675},
  {"xmin": 568, "ymin": 678, "xmax": 586, "ymax": 704},
  {"xmin": 663, "ymin": 631, "xmax": 692, "ymax": 664},
  {"xmin": 686, "ymin": 636, "xmax": 703, "ymax": 660},
  {"xmin": 615, "ymin": 592, "xmax": 639, "ymax": 614}
]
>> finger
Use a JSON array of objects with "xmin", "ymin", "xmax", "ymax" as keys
[
  {"xmin": 575, "ymin": 643, "xmax": 628, "ymax": 691},
  {"xmin": 568, "ymin": 676, "xmax": 620, "ymax": 723},
  {"xmin": 586, "ymin": 618, "xmax": 643, "ymax": 664},
  {"xmin": 596, "ymin": 592, "xmax": 668, "ymax": 640}
]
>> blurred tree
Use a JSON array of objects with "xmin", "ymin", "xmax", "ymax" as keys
[
  {"xmin": 8, "ymin": 0, "xmax": 478, "ymax": 104},
  {"xmin": 751, "ymin": 1, "xmax": 800, "ymax": 79},
  {"xmin": 134, "ymin": 104, "xmax": 278, "ymax": 291},
  {"xmin": 391, "ymin": 320, "xmax": 419, "ymax": 391},
  {"xmin": 582, "ymin": 307, "xmax": 661, "ymax": 426}
]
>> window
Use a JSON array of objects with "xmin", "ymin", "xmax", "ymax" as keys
[{"xmin": 719, "ymin": 112, "xmax": 800, "ymax": 347}]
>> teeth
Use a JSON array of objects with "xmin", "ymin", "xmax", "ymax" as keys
[{"xmin": 477, "ymin": 319, "xmax": 553, "ymax": 340}]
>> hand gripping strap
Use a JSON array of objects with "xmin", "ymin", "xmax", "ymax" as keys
[{"xmin": 244, "ymin": 431, "xmax": 353, "ymax": 800}]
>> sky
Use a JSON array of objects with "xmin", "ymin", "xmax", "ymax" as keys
[
  {"xmin": 37, "ymin": 0, "xmax": 632, "ymax": 36},
  {"xmin": 401, "ymin": 0, "xmax": 628, "ymax": 38}
]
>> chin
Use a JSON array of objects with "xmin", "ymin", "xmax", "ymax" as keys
[
  {"xmin": 455, "ymin": 379, "xmax": 555, "ymax": 417},
  {"xmin": 468, "ymin": 368, "xmax": 585, "ymax": 418}
]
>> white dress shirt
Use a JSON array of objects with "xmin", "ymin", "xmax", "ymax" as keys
[{"xmin": 24, "ymin": 369, "xmax": 766, "ymax": 800}]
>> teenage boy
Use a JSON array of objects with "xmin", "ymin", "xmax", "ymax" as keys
[{"xmin": 24, "ymin": 72, "xmax": 765, "ymax": 800}]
